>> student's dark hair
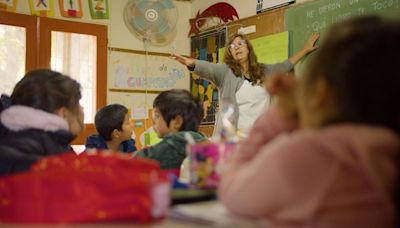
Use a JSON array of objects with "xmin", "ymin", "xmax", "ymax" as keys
[
  {"xmin": 153, "ymin": 89, "xmax": 203, "ymax": 131},
  {"xmin": 94, "ymin": 104, "xmax": 128, "ymax": 141},
  {"xmin": 305, "ymin": 16, "xmax": 400, "ymax": 133},
  {"xmin": 6, "ymin": 69, "xmax": 81, "ymax": 114},
  {"xmin": 224, "ymin": 33, "xmax": 266, "ymax": 85}
]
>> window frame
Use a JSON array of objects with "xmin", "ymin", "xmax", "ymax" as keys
[
  {"xmin": 0, "ymin": 12, "xmax": 108, "ymax": 145},
  {"xmin": 39, "ymin": 17, "xmax": 107, "ymax": 145},
  {"xmin": 0, "ymin": 11, "xmax": 37, "ymax": 72}
]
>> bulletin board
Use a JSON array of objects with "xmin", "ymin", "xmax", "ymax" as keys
[
  {"xmin": 226, "ymin": 7, "xmax": 286, "ymax": 40},
  {"xmin": 108, "ymin": 47, "xmax": 191, "ymax": 149},
  {"xmin": 190, "ymin": 29, "xmax": 226, "ymax": 128}
]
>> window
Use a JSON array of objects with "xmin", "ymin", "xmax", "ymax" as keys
[
  {"xmin": 51, "ymin": 31, "xmax": 97, "ymax": 123},
  {"xmin": 0, "ymin": 12, "xmax": 107, "ymax": 145},
  {"xmin": 0, "ymin": 11, "xmax": 37, "ymax": 93},
  {"xmin": 0, "ymin": 24, "xmax": 26, "ymax": 95}
]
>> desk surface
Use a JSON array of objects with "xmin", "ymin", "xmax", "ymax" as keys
[
  {"xmin": 1, "ymin": 201, "xmax": 262, "ymax": 228},
  {"xmin": 1, "ymin": 221, "xmax": 207, "ymax": 228}
]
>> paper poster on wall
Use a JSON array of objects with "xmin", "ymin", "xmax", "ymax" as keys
[
  {"xmin": 130, "ymin": 106, "xmax": 148, "ymax": 120},
  {"xmin": 0, "ymin": 0, "xmax": 17, "ymax": 12},
  {"xmin": 88, "ymin": 0, "xmax": 109, "ymax": 19},
  {"xmin": 59, "ymin": 0, "xmax": 83, "ymax": 18},
  {"xmin": 219, "ymin": 32, "xmax": 288, "ymax": 64},
  {"xmin": 29, "ymin": 0, "xmax": 55, "ymax": 16},
  {"xmin": 109, "ymin": 49, "xmax": 190, "ymax": 91},
  {"xmin": 191, "ymin": 29, "xmax": 226, "ymax": 126},
  {"xmin": 252, "ymin": 31, "xmax": 289, "ymax": 64},
  {"xmin": 218, "ymin": 47, "xmax": 225, "ymax": 63},
  {"xmin": 108, "ymin": 92, "xmax": 157, "ymax": 114}
]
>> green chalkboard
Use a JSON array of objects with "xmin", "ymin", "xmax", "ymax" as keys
[{"xmin": 285, "ymin": 0, "xmax": 400, "ymax": 74}]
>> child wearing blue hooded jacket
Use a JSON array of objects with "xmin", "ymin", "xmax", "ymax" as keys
[{"xmin": 85, "ymin": 104, "xmax": 137, "ymax": 153}]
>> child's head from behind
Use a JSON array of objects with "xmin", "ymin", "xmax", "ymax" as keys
[
  {"xmin": 10, "ymin": 69, "xmax": 83, "ymax": 135},
  {"xmin": 95, "ymin": 104, "xmax": 133, "ymax": 142},
  {"xmin": 298, "ymin": 16, "xmax": 400, "ymax": 133},
  {"xmin": 152, "ymin": 89, "xmax": 203, "ymax": 138}
]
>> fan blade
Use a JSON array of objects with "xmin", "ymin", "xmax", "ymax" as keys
[
  {"xmin": 161, "ymin": 0, "xmax": 175, "ymax": 9},
  {"xmin": 131, "ymin": 16, "xmax": 150, "ymax": 33},
  {"xmin": 136, "ymin": 0, "xmax": 150, "ymax": 10},
  {"xmin": 153, "ymin": 15, "xmax": 170, "ymax": 34},
  {"xmin": 152, "ymin": 0, "xmax": 175, "ymax": 15}
]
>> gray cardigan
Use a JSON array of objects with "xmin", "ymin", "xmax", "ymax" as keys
[{"xmin": 192, "ymin": 59, "xmax": 294, "ymax": 136}]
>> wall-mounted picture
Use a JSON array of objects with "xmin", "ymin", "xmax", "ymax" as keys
[
  {"xmin": 59, "ymin": 0, "xmax": 83, "ymax": 18},
  {"xmin": 0, "ymin": 0, "xmax": 17, "ymax": 12},
  {"xmin": 28, "ymin": 0, "xmax": 54, "ymax": 16},
  {"xmin": 88, "ymin": 0, "xmax": 109, "ymax": 19}
]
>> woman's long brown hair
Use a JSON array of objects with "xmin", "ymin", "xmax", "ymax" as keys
[{"xmin": 223, "ymin": 33, "xmax": 266, "ymax": 85}]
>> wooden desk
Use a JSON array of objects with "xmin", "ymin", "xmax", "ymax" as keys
[
  {"xmin": 0, "ymin": 221, "xmax": 206, "ymax": 228},
  {"xmin": 1, "ymin": 201, "xmax": 262, "ymax": 228}
]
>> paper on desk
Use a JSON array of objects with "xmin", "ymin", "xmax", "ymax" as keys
[{"xmin": 168, "ymin": 201, "xmax": 263, "ymax": 227}]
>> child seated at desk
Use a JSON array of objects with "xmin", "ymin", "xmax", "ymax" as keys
[
  {"xmin": 85, "ymin": 104, "xmax": 137, "ymax": 153},
  {"xmin": 0, "ymin": 69, "xmax": 84, "ymax": 175},
  {"xmin": 218, "ymin": 16, "xmax": 400, "ymax": 227},
  {"xmin": 135, "ymin": 89, "xmax": 207, "ymax": 170}
]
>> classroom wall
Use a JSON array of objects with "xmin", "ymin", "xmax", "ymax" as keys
[
  {"xmin": 12, "ymin": 0, "xmax": 108, "ymax": 24},
  {"xmin": 10, "ymin": 0, "xmax": 318, "ymax": 108},
  {"xmin": 11, "ymin": 0, "xmax": 192, "ymax": 54},
  {"xmin": 10, "ymin": 0, "xmax": 193, "ymax": 109},
  {"xmin": 191, "ymin": 0, "xmax": 312, "ymax": 19},
  {"xmin": 11, "ymin": 0, "xmax": 317, "ymax": 56},
  {"xmin": 10, "ymin": 0, "xmax": 318, "ymax": 93}
]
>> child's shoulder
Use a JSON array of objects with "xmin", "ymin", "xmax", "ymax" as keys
[
  {"xmin": 165, "ymin": 131, "xmax": 207, "ymax": 143},
  {"xmin": 271, "ymin": 124, "xmax": 399, "ymax": 158},
  {"xmin": 177, "ymin": 131, "xmax": 207, "ymax": 140},
  {"xmin": 85, "ymin": 134, "xmax": 107, "ymax": 148}
]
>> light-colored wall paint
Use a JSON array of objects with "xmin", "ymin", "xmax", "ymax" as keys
[{"xmin": 191, "ymin": 0, "xmax": 311, "ymax": 19}]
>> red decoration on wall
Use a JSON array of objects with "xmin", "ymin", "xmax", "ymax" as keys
[{"xmin": 188, "ymin": 2, "xmax": 239, "ymax": 37}]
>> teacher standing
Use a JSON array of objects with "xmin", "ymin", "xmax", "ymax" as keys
[{"xmin": 172, "ymin": 33, "xmax": 319, "ymax": 137}]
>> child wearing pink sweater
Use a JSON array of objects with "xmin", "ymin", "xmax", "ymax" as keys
[{"xmin": 218, "ymin": 16, "xmax": 400, "ymax": 227}]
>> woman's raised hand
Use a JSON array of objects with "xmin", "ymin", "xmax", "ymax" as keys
[
  {"xmin": 288, "ymin": 32, "xmax": 320, "ymax": 65},
  {"xmin": 303, "ymin": 32, "xmax": 320, "ymax": 53},
  {"xmin": 170, "ymin": 53, "xmax": 195, "ymax": 67}
]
